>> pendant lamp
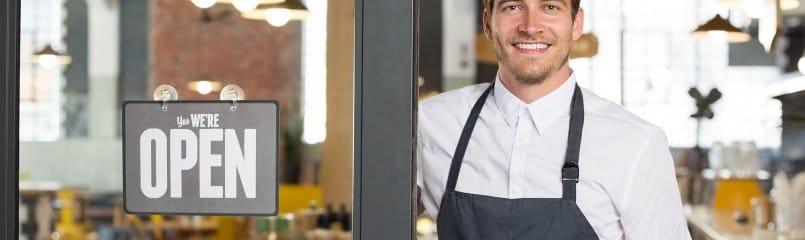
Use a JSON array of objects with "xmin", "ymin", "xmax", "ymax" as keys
[
  {"xmin": 692, "ymin": 14, "xmax": 751, "ymax": 43},
  {"xmin": 32, "ymin": 44, "xmax": 72, "ymax": 68},
  {"xmin": 241, "ymin": 0, "xmax": 310, "ymax": 27}
]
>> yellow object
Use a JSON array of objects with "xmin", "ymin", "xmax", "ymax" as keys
[
  {"xmin": 279, "ymin": 184, "xmax": 323, "ymax": 214},
  {"xmin": 54, "ymin": 189, "xmax": 85, "ymax": 240},
  {"xmin": 712, "ymin": 179, "xmax": 763, "ymax": 234},
  {"xmin": 212, "ymin": 216, "xmax": 245, "ymax": 240},
  {"xmin": 151, "ymin": 215, "xmax": 164, "ymax": 240}
]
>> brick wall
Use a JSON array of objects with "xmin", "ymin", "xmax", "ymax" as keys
[{"xmin": 150, "ymin": 0, "xmax": 302, "ymax": 104}]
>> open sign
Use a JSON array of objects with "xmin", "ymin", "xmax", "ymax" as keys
[{"xmin": 123, "ymin": 101, "xmax": 278, "ymax": 216}]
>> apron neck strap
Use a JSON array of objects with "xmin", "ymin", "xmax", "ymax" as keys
[
  {"xmin": 445, "ymin": 84, "xmax": 494, "ymax": 192},
  {"xmin": 444, "ymin": 82, "xmax": 585, "ymax": 202},
  {"xmin": 562, "ymin": 85, "xmax": 585, "ymax": 201}
]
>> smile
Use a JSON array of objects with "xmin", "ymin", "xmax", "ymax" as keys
[{"xmin": 512, "ymin": 42, "xmax": 551, "ymax": 54}]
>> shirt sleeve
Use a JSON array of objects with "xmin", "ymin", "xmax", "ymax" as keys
[{"xmin": 620, "ymin": 129, "xmax": 691, "ymax": 240}]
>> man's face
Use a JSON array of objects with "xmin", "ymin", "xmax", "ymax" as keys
[{"xmin": 483, "ymin": 0, "xmax": 584, "ymax": 85}]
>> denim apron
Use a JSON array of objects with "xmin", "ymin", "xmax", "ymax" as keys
[{"xmin": 436, "ymin": 83, "xmax": 599, "ymax": 240}]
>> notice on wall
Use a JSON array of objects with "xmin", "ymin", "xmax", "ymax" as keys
[{"xmin": 123, "ymin": 101, "xmax": 278, "ymax": 216}]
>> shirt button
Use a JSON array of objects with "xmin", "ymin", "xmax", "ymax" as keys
[{"xmin": 518, "ymin": 137, "xmax": 527, "ymax": 144}]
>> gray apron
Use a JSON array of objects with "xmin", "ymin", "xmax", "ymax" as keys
[{"xmin": 436, "ymin": 83, "xmax": 599, "ymax": 240}]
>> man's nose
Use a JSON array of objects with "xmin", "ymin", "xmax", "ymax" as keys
[{"xmin": 518, "ymin": 11, "xmax": 545, "ymax": 35}]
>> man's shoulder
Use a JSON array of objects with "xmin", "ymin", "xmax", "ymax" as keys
[
  {"xmin": 580, "ymin": 88, "xmax": 666, "ymax": 141},
  {"xmin": 419, "ymin": 83, "xmax": 491, "ymax": 113}
]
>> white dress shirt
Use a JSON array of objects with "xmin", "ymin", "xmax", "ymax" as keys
[{"xmin": 417, "ymin": 73, "xmax": 691, "ymax": 240}]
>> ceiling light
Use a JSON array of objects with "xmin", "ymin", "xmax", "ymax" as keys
[
  {"xmin": 187, "ymin": 80, "xmax": 223, "ymax": 95},
  {"xmin": 781, "ymin": 0, "xmax": 800, "ymax": 10},
  {"xmin": 216, "ymin": 0, "xmax": 284, "ymax": 12},
  {"xmin": 265, "ymin": 8, "xmax": 290, "ymax": 26},
  {"xmin": 241, "ymin": 0, "xmax": 310, "ymax": 26},
  {"xmin": 233, "ymin": 0, "xmax": 259, "ymax": 12},
  {"xmin": 191, "ymin": 0, "xmax": 217, "ymax": 9},
  {"xmin": 31, "ymin": 44, "xmax": 72, "ymax": 68},
  {"xmin": 692, "ymin": 14, "xmax": 751, "ymax": 43}
]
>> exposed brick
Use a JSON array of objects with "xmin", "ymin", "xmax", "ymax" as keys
[{"xmin": 150, "ymin": 0, "xmax": 301, "ymax": 103}]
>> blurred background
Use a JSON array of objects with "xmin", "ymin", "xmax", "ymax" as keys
[{"xmin": 15, "ymin": 0, "xmax": 805, "ymax": 239}]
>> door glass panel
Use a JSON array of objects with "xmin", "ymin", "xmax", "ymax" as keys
[{"xmin": 19, "ymin": 0, "xmax": 354, "ymax": 239}]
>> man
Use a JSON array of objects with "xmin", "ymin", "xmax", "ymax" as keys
[{"xmin": 417, "ymin": 0, "xmax": 691, "ymax": 239}]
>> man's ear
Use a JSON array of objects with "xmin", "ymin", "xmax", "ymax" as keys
[
  {"xmin": 483, "ymin": 9, "xmax": 493, "ymax": 40},
  {"xmin": 572, "ymin": 7, "xmax": 584, "ymax": 41}
]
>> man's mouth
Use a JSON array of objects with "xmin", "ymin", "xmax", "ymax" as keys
[
  {"xmin": 515, "ymin": 43, "xmax": 549, "ymax": 50},
  {"xmin": 512, "ymin": 42, "xmax": 551, "ymax": 54}
]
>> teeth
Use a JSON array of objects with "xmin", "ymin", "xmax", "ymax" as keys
[{"xmin": 516, "ymin": 43, "xmax": 548, "ymax": 50}]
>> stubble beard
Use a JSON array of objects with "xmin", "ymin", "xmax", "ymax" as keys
[{"xmin": 494, "ymin": 34, "xmax": 570, "ymax": 86}]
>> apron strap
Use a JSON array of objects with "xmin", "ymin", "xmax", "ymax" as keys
[
  {"xmin": 444, "ymin": 83, "xmax": 585, "ymax": 201},
  {"xmin": 562, "ymin": 85, "xmax": 584, "ymax": 201},
  {"xmin": 446, "ymin": 84, "xmax": 494, "ymax": 191}
]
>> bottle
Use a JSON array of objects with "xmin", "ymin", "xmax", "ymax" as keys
[
  {"xmin": 339, "ymin": 204, "xmax": 351, "ymax": 231},
  {"xmin": 325, "ymin": 204, "xmax": 337, "ymax": 228},
  {"xmin": 772, "ymin": 171, "xmax": 792, "ymax": 235},
  {"xmin": 708, "ymin": 142, "xmax": 724, "ymax": 170},
  {"xmin": 316, "ymin": 208, "xmax": 329, "ymax": 230}
]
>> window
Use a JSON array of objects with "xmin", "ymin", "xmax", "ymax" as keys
[
  {"xmin": 570, "ymin": 0, "xmax": 782, "ymax": 148},
  {"xmin": 19, "ymin": 0, "xmax": 67, "ymax": 141},
  {"xmin": 301, "ymin": 0, "xmax": 328, "ymax": 144}
]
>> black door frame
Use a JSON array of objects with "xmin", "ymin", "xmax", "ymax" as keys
[
  {"xmin": 1, "ymin": 0, "xmax": 21, "ymax": 238},
  {"xmin": 1, "ymin": 0, "xmax": 418, "ymax": 239},
  {"xmin": 353, "ymin": 0, "xmax": 418, "ymax": 239}
]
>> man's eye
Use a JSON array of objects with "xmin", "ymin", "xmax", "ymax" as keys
[
  {"xmin": 546, "ymin": 5, "xmax": 558, "ymax": 10},
  {"xmin": 503, "ymin": 5, "xmax": 519, "ymax": 11}
]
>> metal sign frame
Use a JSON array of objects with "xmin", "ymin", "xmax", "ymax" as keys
[{"xmin": 122, "ymin": 100, "xmax": 279, "ymax": 216}]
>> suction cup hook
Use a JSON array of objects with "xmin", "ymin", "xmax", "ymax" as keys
[
  {"xmin": 220, "ymin": 84, "xmax": 245, "ymax": 111},
  {"xmin": 153, "ymin": 84, "xmax": 178, "ymax": 111}
]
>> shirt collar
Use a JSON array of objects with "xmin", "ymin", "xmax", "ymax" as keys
[{"xmin": 492, "ymin": 72, "xmax": 578, "ymax": 135}]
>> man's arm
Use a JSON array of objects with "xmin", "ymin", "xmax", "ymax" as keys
[{"xmin": 620, "ymin": 130, "xmax": 691, "ymax": 239}]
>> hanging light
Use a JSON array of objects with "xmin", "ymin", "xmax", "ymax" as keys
[
  {"xmin": 265, "ymin": 8, "xmax": 291, "ymax": 26},
  {"xmin": 692, "ymin": 14, "xmax": 751, "ymax": 42},
  {"xmin": 241, "ymin": 0, "xmax": 310, "ymax": 27},
  {"xmin": 191, "ymin": 0, "xmax": 217, "ymax": 9},
  {"xmin": 187, "ymin": 79, "xmax": 223, "ymax": 95},
  {"xmin": 31, "ymin": 44, "xmax": 72, "ymax": 68},
  {"xmin": 781, "ymin": 0, "xmax": 800, "ymax": 10},
  {"xmin": 216, "ymin": 0, "xmax": 284, "ymax": 12}
]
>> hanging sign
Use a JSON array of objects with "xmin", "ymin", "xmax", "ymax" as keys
[{"xmin": 123, "ymin": 101, "xmax": 278, "ymax": 216}]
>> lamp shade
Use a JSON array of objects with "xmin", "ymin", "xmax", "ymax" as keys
[
  {"xmin": 241, "ymin": 0, "xmax": 310, "ymax": 23},
  {"xmin": 692, "ymin": 14, "xmax": 751, "ymax": 43},
  {"xmin": 31, "ymin": 44, "xmax": 72, "ymax": 68}
]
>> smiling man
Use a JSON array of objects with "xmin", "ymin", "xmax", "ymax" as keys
[{"xmin": 416, "ymin": 0, "xmax": 691, "ymax": 239}]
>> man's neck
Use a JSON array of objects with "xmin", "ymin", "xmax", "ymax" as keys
[{"xmin": 498, "ymin": 65, "xmax": 573, "ymax": 104}]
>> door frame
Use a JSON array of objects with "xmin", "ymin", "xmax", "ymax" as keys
[
  {"xmin": 1, "ymin": 0, "xmax": 21, "ymax": 238},
  {"xmin": 353, "ymin": 0, "xmax": 418, "ymax": 239}
]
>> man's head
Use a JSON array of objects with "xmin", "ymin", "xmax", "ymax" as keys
[{"xmin": 482, "ymin": 0, "xmax": 584, "ymax": 86}]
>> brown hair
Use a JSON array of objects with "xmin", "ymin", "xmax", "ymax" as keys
[{"xmin": 482, "ymin": 0, "xmax": 581, "ymax": 19}]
